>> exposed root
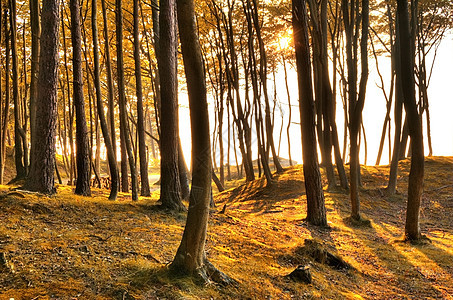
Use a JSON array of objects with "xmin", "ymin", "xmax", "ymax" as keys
[{"xmin": 169, "ymin": 259, "xmax": 237, "ymax": 287}]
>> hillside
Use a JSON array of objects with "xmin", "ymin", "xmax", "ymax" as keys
[{"xmin": 0, "ymin": 157, "xmax": 452, "ymax": 299}]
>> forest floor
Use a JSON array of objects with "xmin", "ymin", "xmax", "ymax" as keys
[{"xmin": 0, "ymin": 157, "xmax": 452, "ymax": 299}]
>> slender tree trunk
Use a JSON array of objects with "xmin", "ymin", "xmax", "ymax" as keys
[
  {"xmin": 293, "ymin": 0, "xmax": 327, "ymax": 227},
  {"xmin": 10, "ymin": 0, "xmax": 27, "ymax": 180},
  {"xmin": 24, "ymin": 0, "xmax": 60, "ymax": 194},
  {"xmin": 0, "ymin": 9, "xmax": 3, "ymax": 184},
  {"xmin": 29, "ymin": 0, "xmax": 40, "ymax": 167},
  {"xmin": 120, "ymin": 123, "xmax": 128, "ymax": 191},
  {"xmin": 70, "ymin": 0, "xmax": 91, "ymax": 196},
  {"xmin": 178, "ymin": 138, "xmax": 190, "ymax": 200},
  {"xmin": 1, "ymin": 8, "xmax": 10, "ymax": 184},
  {"xmin": 101, "ymin": 0, "xmax": 116, "ymax": 163},
  {"xmin": 387, "ymin": 25, "xmax": 403, "ymax": 196},
  {"xmin": 250, "ymin": 0, "xmax": 283, "ymax": 174},
  {"xmin": 61, "ymin": 11, "xmax": 75, "ymax": 185},
  {"xmin": 344, "ymin": 0, "xmax": 369, "ymax": 221},
  {"xmin": 116, "ymin": 0, "xmax": 138, "ymax": 200},
  {"xmin": 282, "ymin": 57, "xmax": 293, "ymax": 166},
  {"xmin": 133, "ymin": 0, "xmax": 151, "ymax": 196},
  {"xmin": 150, "ymin": 0, "xmax": 162, "ymax": 144},
  {"xmin": 92, "ymin": 0, "xmax": 118, "ymax": 200}
]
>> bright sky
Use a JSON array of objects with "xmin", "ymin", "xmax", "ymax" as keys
[{"xmin": 179, "ymin": 34, "xmax": 453, "ymax": 168}]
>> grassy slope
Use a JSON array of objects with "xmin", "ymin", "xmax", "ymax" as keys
[{"xmin": 0, "ymin": 157, "xmax": 452, "ymax": 299}]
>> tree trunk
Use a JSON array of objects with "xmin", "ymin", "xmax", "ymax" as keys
[
  {"xmin": 397, "ymin": 0, "xmax": 424, "ymax": 241},
  {"xmin": 282, "ymin": 57, "xmax": 293, "ymax": 166},
  {"xmin": 293, "ymin": 0, "xmax": 327, "ymax": 227},
  {"xmin": 101, "ymin": 0, "xmax": 116, "ymax": 164},
  {"xmin": 0, "ymin": 9, "xmax": 4, "ymax": 184},
  {"xmin": 158, "ymin": 0, "xmax": 184, "ymax": 211},
  {"xmin": 344, "ymin": 0, "xmax": 369, "ymax": 221},
  {"xmin": 178, "ymin": 139, "xmax": 190, "ymax": 200},
  {"xmin": 61, "ymin": 12, "xmax": 75, "ymax": 185},
  {"xmin": 92, "ymin": 0, "xmax": 118, "ymax": 200},
  {"xmin": 250, "ymin": 0, "xmax": 283, "ymax": 174},
  {"xmin": 133, "ymin": 0, "xmax": 151, "ymax": 196},
  {"xmin": 1, "ymin": 8, "xmax": 11, "ymax": 184},
  {"xmin": 116, "ymin": 0, "xmax": 138, "ymax": 201},
  {"xmin": 387, "ymin": 24, "xmax": 403, "ymax": 196},
  {"xmin": 24, "ymin": 0, "xmax": 60, "ymax": 194},
  {"xmin": 10, "ymin": 0, "xmax": 27, "ymax": 180},
  {"xmin": 171, "ymin": 0, "xmax": 232, "ymax": 285},
  {"xmin": 70, "ymin": 0, "xmax": 91, "ymax": 196},
  {"xmin": 29, "ymin": 0, "xmax": 40, "ymax": 167}
]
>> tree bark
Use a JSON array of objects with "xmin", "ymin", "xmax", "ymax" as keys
[
  {"xmin": 29, "ymin": 0, "xmax": 40, "ymax": 168},
  {"xmin": 387, "ymin": 21, "xmax": 403, "ymax": 196},
  {"xmin": 397, "ymin": 0, "xmax": 424, "ymax": 241},
  {"xmin": 24, "ymin": 0, "xmax": 60, "ymax": 194},
  {"xmin": 100, "ymin": 0, "xmax": 116, "ymax": 164},
  {"xmin": 0, "ymin": 9, "xmax": 4, "ymax": 184},
  {"xmin": 61, "ymin": 12, "xmax": 75, "ymax": 185},
  {"xmin": 293, "ymin": 0, "xmax": 327, "ymax": 227},
  {"xmin": 70, "ymin": 0, "xmax": 91, "ymax": 196},
  {"xmin": 133, "ymin": 0, "xmax": 151, "ymax": 196},
  {"xmin": 116, "ymin": 0, "xmax": 138, "ymax": 200},
  {"xmin": 10, "ymin": 0, "xmax": 27, "ymax": 180},
  {"xmin": 171, "ymin": 0, "xmax": 231, "ymax": 285},
  {"xmin": 344, "ymin": 0, "xmax": 369, "ymax": 221},
  {"xmin": 92, "ymin": 0, "xmax": 118, "ymax": 200},
  {"xmin": 158, "ymin": 0, "xmax": 184, "ymax": 211}
]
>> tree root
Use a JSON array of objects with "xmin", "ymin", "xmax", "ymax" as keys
[
  {"xmin": 169, "ymin": 259, "xmax": 237, "ymax": 287},
  {"xmin": 397, "ymin": 234, "xmax": 432, "ymax": 245}
]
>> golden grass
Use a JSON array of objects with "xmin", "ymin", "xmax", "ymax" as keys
[{"xmin": 0, "ymin": 157, "xmax": 452, "ymax": 299}]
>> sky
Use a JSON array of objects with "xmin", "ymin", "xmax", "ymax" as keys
[{"xmin": 178, "ymin": 33, "xmax": 453, "ymax": 168}]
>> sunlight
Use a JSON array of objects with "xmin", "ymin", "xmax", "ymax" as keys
[{"xmin": 278, "ymin": 32, "xmax": 293, "ymax": 50}]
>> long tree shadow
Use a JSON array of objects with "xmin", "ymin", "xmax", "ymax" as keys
[
  {"xmin": 329, "ymin": 194, "xmax": 445, "ymax": 298},
  {"xmin": 216, "ymin": 171, "xmax": 307, "ymax": 215},
  {"xmin": 416, "ymin": 235, "xmax": 453, "ymax": 278}
]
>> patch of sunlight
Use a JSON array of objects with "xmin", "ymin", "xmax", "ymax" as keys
[
  {"xmin": 341, "ymin": 291, "xmax": 365, "ymax": 299},
  {"xmin": 429, "ymin": 234, "xmax": 453, "ymax": 254},
  {"xmin": 392, "ymin": 242, "xmax": 453, "ymax": 297},
  {"xmin": 380, "ymin": 222, "xmax": 402, "ymax": 236}
]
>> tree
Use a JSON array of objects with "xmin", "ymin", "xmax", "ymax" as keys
[
  {"xmin": 396, "ymin": 0, "xmax": 425, "ymax": 242},
  {"xmin": 101, "ymin": 0, "xmax": 117, "ymax": 165},
  {"xmin": 71, "ymin": 0, "xmax": 91, "ymax": 196},
  {"xmin": 24, "ymin": 0, "xmax": 60, "ymax": 194},
  {"xmin": 92, "ymin": 0, "xmax": 118, "ymax": 200},
  {"xmin": 116, "ymin": 0, "xmax": 138, "ymax": 201},
  {"xmin": 29, "ymin": 0, "xmax": 41, "ymax": 167},
  {"xmin": 170, "ymin": 0, "xmax": 232, "ymax": 284},
  {"xmin": 292, "ymin": 0, "xmax": 327, "ymax": 227},
  {"xmin": 343, "ymin": 0, "xmax": 369, "ymax": 221},
  {"xmin": 10, "ymin": 0, "xmax": 28, "ymax": 180},
  {"xmin": 158, "ymin": 0, "xmax": 184, "ymax": 211},
  {"xmin": 133, "ymin": 0, "xmax": 151, "ymax": 196},
  {"xmin": 0, "ymin": 8, "xmax": 4, "ymax": 184},
  {"xmin": 308, "ymin": 0, "xmax": 347, "ymax": 190}
]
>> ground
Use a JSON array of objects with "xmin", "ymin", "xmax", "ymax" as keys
[{"xmin": 0, "ymin": 157, "xmax": 452, "ymax": 299}]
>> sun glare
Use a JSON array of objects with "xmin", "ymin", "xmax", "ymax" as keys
[{"xmin": 278, "ymin": 33, "xmax": 292, "ymax": 50}]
